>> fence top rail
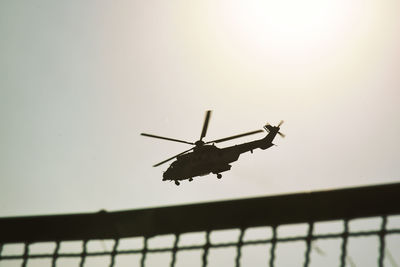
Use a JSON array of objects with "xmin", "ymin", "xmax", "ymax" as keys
[{"xmin": 1, "ymin": 182, "xmax": 400, "ymax": 243}]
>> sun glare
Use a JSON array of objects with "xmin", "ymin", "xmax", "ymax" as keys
[
  {"xmin": 221, "ymin": 0, "xmax": 356, "ymax": 62},
  {"xmin": 172, "ymin": 0, "xmax": 397, "ymax": 106}
]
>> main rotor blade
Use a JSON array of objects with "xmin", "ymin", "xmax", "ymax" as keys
[
  {"xmin": 278, "ymin": 131, "xmax": 286, "ymax": 138},
  {"xmin": 278, "ymin": 120, "xmax": 284, "ymax": 127},
  {"xmin": 206, "ymin": 129, "xmax": 264, "ymax": 144},
  {"xmin": 141, "ymin": 133, "xmax": 194, "ymax": 145},
  {"xmin": 153, "ymin": 147, "xmax": 194, "ymax": 167},
  {"xmin": 200, "ymin": 110, "xmax": 212, "ymax": 141}
]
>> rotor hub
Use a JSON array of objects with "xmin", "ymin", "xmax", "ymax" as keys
[{"xmin": 195, "ymin": 140, "xmax": 205, "ymax": 147}]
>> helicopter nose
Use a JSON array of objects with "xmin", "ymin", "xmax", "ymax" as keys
[{"xmin": 162, "ymin": 171, "xmax": 169, "ymax": 181}]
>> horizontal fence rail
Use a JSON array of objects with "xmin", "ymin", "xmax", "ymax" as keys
[{"xmin": 1, "ymin": 182, "xmax": 400, "ymax": 267}]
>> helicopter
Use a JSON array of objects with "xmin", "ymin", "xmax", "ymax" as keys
[{"xmin": 141, "ymin": 111, "xmax": 284, "ymax": 185}]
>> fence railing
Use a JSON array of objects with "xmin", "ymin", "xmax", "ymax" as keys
[{"xmin": 1, "ymin": 182, "xmax": 400, "ymax": 267}]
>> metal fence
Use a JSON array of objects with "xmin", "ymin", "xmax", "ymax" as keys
[{"xmin": 1, "ymin": 182, "xmax": 400, "ymax": 267}]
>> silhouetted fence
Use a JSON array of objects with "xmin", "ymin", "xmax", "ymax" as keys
[{"xmin": 1, "ymin": 182, "xmax": 400, "ymax": 267}]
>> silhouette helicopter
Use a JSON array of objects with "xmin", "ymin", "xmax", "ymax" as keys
[{"xmin": 141, "ymin": 111, "xmax": 284, "ymax": 185}]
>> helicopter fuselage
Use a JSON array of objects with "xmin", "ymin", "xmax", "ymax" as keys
[
  {"xmin": 162, "ymin": 128, "xmax": 278, "ymax": 183},
  {"xmin": 141, "ymin": 110, "xmax": 284, "ymax": 185}
]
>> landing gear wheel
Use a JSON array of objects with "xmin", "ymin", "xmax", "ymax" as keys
[
  {"xmin": 175, "ymin": 181, "xmax": 180, "ymax": 186},
  {"xmin": 189, "ymin": 178, "xmax": 193, "ymax": 182},
  {"xmin": 217, "ymin": 174, "xmax": 222, "ymax": 179}
]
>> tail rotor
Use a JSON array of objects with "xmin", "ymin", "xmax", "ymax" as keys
[
  {"xmin": 277, "ymin": 120, "xmax": 285, "ymax": 138},
  {"xmin": 264, "ymin": 121, "xmax": 285, "ymax": 138}
]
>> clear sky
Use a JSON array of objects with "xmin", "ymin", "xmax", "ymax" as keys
[{"xmin": 1, "ymin": 0, "xmax": 400, "ymax": 218}]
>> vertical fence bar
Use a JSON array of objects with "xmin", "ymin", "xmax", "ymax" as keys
[
  {"xmin": 202, "ymin": 231, "xmax": 211, "ymax": 267},
  {"xmin": 235, "ymin": 228, "xmax": 245, "ymax": 267},
  {"xmin": 140, "ymin": 237, "xmax": 148, "ymax": 267},
  {"xmin": 378, "ymin": 216, "xmax": 387, "ymax": 267},
  {"xmin": 170, "ymin": 234, "xmax": 180, "ymax": 267},
  {"xmin": 340, "ymin": 220, "xmax": 349, "ymax": 267},
  {"xmin": 79, "ymin": 240, "xmax": 88, "ymax": 267},
  {"xmin": 109, "ymin": 238, "xmax": 119, "ymax": 267},
  {"xmin": 51, "ymin": 241, "xmax": 60, "ymax": 267},
  {"xmin": 269, "ymin": 226, "xmax": 277, "ymax": 267},
  {"xmin": 303, "ymin": 222, "xmax": 314, "ymax": 267},
  {"xmin": 21, "ymin": 242, "xmax": 29, "ymax": 267}
]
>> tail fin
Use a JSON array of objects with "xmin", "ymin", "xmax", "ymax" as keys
[
  {"xmin": 263, "ymin": 124, "xmax": 280, "ymax": 135},
  {"xmin": 260, "ymin": 122, "xmax": 284, "ymax": 149}
]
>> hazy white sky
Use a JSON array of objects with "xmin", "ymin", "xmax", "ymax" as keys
[{"xmin": 1, "ymin": 0, "xmax": 400, "ymax": 217}]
